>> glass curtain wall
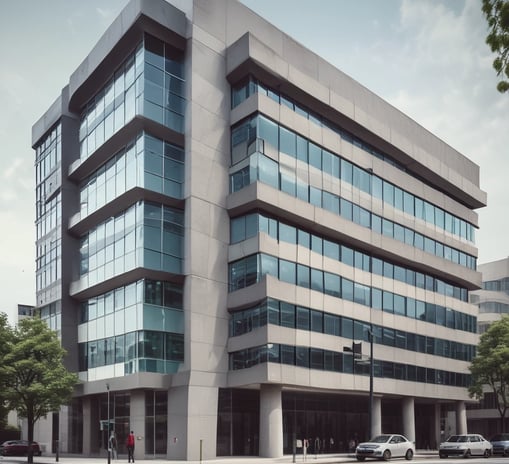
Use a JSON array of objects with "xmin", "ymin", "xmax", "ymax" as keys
[{"xmin": 79, "ymin": 34, "xmax": 185, "ymax": 162}]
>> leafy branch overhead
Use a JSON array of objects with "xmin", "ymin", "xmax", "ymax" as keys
[
  {"xmin": 482, "ymin": 0, "xmax": 509, "ymax": 93},
  {"xmin": 469, "ymin": 315, "xmax": 509, "ymax": 429}
]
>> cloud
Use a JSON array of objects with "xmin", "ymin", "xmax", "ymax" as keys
[{"xmin": 387, "ymin": 1, "xmax": 509, "ymax": 264}]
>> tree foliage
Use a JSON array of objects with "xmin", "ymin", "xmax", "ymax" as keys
[
  {"xmin": 0, "ymin": 313, "xmax": 14, "ymax": 431},
  {"xmin": 482, "ymin": 0, "xmax": 509, "ymax": 93},
  {"xmin": 0, "ymin": 317, "xmax": 78, "ymax": 463},
  {"xmin": 469, "ymin": 315, "xmax": 509, "ymax": 430}
]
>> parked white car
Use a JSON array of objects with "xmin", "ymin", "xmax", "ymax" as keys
[
  {"xmin": 356, "ymin": 434, "xmax": 415, "ymax": 461},
  {"xmin": 439, "ymin": 434, "xmax": 492, "ymax": 458}
]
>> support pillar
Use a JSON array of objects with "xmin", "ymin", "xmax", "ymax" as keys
[
  {"xmin": 402, "ymin": 397, "xmax": 415, "ymax": 444},
  {"xmin": 456, "ymin": 401, "xmax": 467, "ymax": 435},
  {"xmin": 82, "ymin": 397, "xmax": 92, "ymax": 456},
  {"xmin": 259, "ymin": 384, "xmax": 283, "ymax": 458},
  {"xmin": 371, "ymin": 396, "xmax": 382, "ymax": 438},
  {"xmin": 434, "ymin": 403, "xmax": 441, "ymax": 450},
  {"xmin": 130, "ymin": 390, "xmax": 146, "ymax": 461}
]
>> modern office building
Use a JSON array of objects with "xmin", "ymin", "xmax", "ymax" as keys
[
  {"xmin": 31, "ymin": 0, "xmax": 487, "ymax": 459},
  {"xmin": 467, "ymin": 258, "xmax": 509, "ymax": 437}
]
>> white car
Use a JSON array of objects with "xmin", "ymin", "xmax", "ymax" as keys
[
  {"xmin": 439, "ymin": 434, "xmax": 492, "ymax": 458},
  {"xmin": 356, "ymin": 434, "xmax": 415, "ymax": 461}
]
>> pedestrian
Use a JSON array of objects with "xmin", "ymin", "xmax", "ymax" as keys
[
  {"xmin": 349, "ymin": 438, "xmax": 356, "ymax": 453},
  {"xmin": 314, "ymin": 436, "xmax": 320, "ymax": 459},
  {"xmin": 109, "ymin": 431, "xmax": 117, "ymax": 460},
  {"xmin": 126, "ymin": 430, "xmax": 135, "ymax": 463}
]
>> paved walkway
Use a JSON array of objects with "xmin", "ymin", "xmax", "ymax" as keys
[{"xmin": 0, "ymin": 451, "xmax": 437, "ymax": 464}]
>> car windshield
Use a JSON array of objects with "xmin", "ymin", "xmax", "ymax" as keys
[
  {"xmin": 370, "ymin": 435, "xmax": 391, "ymax": 443},
  {"xmin": 447, "ymin": 436, "xmax": 468, "ymax": 443}
]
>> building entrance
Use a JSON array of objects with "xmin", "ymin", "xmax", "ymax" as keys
[{"xmin": 282, "ymin": 392, "xmax": 370, "ymax": 455}]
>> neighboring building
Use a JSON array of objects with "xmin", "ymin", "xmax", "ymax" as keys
[
  {"xmin": 31, "ymin": 0, "xmax": 486, "ymax": 459},
  {"xmin": 17, "ymin": 304, "xmax": 35, "ymax": 320},
  {"xmin": 467, "ymin": 258, "xmax": 509, "ymax": 438}
]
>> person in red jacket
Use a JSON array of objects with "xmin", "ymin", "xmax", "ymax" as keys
[{"xmin": 126, "ymin": 431, "xmax": 135, "ymax": 463}]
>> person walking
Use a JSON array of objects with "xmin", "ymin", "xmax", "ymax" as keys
[
  {"xmin": 126, "ymin": 431, "xmax": 135, "ymax": 463},
  {"xmin": 109, "ymin": 431, "xmax": 117, "ymax": 460}
]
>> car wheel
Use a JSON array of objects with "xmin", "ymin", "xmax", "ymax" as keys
[
  {"xmin": 383, "ymin": 449, "xmax": 391, "ymax": 461},
  {"xmin": 439, "ymin": 453, "xmax": 447, "ymax": 459},
  {"xmin": 463, "ymin": 449, "xmax": 471, "ymax": 459},
  {"xmin": 356, "ymin": 457, "xmax": 366, "ymax": 461},
  {"xmin": 483, "ymin": 449, "xmax": 490, "ymax": 458},
  {"xmin": 405, "ymin": 449, "xmax": 414, "ymax": 460}
]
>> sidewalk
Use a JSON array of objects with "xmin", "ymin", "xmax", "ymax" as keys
[
  {"xmin": 0, "ymin": 451, "xmax": 438, "ymax": 464},
  {"xmin": 0, "ymin": 453, "xmax": 355, "ymax": 464}
]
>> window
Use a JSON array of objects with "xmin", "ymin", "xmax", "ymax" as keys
[{"xmin": 296, "ymin": 307, "xmax": 310, "ymax": 330}]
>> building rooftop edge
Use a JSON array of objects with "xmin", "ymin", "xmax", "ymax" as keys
[{"xmin": 225, "ymin": 30, "xmax": 486, "ymax": 209}]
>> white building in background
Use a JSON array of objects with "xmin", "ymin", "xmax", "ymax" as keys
[
  {"xmin": 32, "ymin": 0, "xmax": 486, "ymax": 459},
  {"xmin": 468, "ymin": 257, "xmax": 509, "ymax": 438}
]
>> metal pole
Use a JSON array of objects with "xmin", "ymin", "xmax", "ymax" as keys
[
  {"xmin": 292, "ymin": 395, "xmax": 297, "ymax": 463},
  {"xmin": 368, "ymin": 329, "xmax": 374, "ymax": 440},
  {"xmin": 107, "ymin": 384, "xmax": 111, "ymax": 464}
]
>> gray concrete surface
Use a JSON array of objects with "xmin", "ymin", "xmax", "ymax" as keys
[{"xmin": 0, "ymin": 451, "xmax": 438, "ymax": 464}]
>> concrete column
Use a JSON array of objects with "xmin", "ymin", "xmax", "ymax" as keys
[
  {"xmin": 130, "ymin": 390, "xmax": 146, "ymax": 460},
  {"xmin": 370, "ymin": 396, "xmax": 382, "ymax": 438},
  {"xmin": 82, "ymin": 396, "xmax": 94, "ymax": 455},
  {"xmin": 187, "ymin": 385, "xmax": 219, "ymax": 461},
  {"xmin": 402, "ymin": 397, "xmax": 415, "ymax": 444},
  {"xmin": 434, "ymin": 403, "xmax": 441, "ymax": 450},
  {"xmin": 59, "ymin": 406, "xmax": 69, "ymax": 453},
  {"xmin": 259, "ymin": 384, "xmax": 283, "ymax": 457},
  {"xmin": 456, "ymin": 401, "xmax": 467, "ymax": 435},
  {"xmin": 167, "ymin": 386, "xmax": 188, "ymax": 460},
  {"xmin": 167, "ymin": 385, "xmax": 219, "ymax": 460}
]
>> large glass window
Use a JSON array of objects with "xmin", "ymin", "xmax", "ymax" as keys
[
  {"xmin": 230, "ymin": 112, "xmax": 476, "ymax": 252},
  {"xmin": 230, "ymin": 78, "xmax": 476, "ymax": 244},
  {"xmin": 79, "ymin": 34, "xmax": 185, "ymax": 162},
  {"xmin": 228, "ymin": 343, "xmax": 470, "ymax": 388},
  {"xmin": 79, "ymin": 330, "xmax": 183, "ymax": 374},
  {"xmin": 230, "ymin": 299, "xmax": 475, "ymax": 361},
  {"xmin": 228, "ymin": 253, "xmax": 477, "ymax": 334},
  {"xmin": 79, "ymin": 201, "xmax": 184, "ymax": 286},
  {"xmin": 80, "ymin": 133, "xmax": 184, "ymax": 219}
]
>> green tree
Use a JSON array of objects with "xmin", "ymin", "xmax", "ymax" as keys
[
  {"xmin": 0, "ymin": 312, "xmax": 14, "ymax": 431},
  {"xmin": 482, "ymin": 0, "xmax": 509, "ymax": 93},
  {"xmin": 469, "ymin": 315, "xmax": 509, "ymax": 431},
  {"xmin": 2, "ymin": 317, "xmax": 78, "ymax": 463}
]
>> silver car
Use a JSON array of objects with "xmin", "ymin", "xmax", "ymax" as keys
[
  {"xmin": 439, "ymin": 434, "xmax": 492, "ymax": 458},
  {"xmin": 490, "ymin": 433, "xmax": 509, "ymax": 456},
  {"xmin": 356, "ymin": 434, "xmax": 415, "ymax": 461}
]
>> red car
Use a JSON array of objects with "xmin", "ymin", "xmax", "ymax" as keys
[{"xmin": 0, "ymin": 440, "xmax": 42, "ymax": 456}]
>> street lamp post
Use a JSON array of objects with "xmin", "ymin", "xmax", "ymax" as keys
[
  {"xmin": 344, "ymin": 329, "xmax": 374, "ymax": 440},
  {"xmin": 368, "ymin": 329, "xmax": 374, "ymax": 440},
  {"xmin": 107, "ymin": 383, "xmax": 110, "ymax": 464}
]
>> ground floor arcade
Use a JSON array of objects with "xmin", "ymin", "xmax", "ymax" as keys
[{"xmin": 32, "ymin": 386, "xmax": 468, "ymax": 460}]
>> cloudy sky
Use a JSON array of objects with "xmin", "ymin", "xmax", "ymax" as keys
[{"xmin": 0, "ymin": 0, "xmax": 507, "ymax": 324}]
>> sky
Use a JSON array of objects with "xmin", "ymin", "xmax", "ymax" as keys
[{"xmin": 0, "ymin": 0, "xmax": 508, "ymax": 324}]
